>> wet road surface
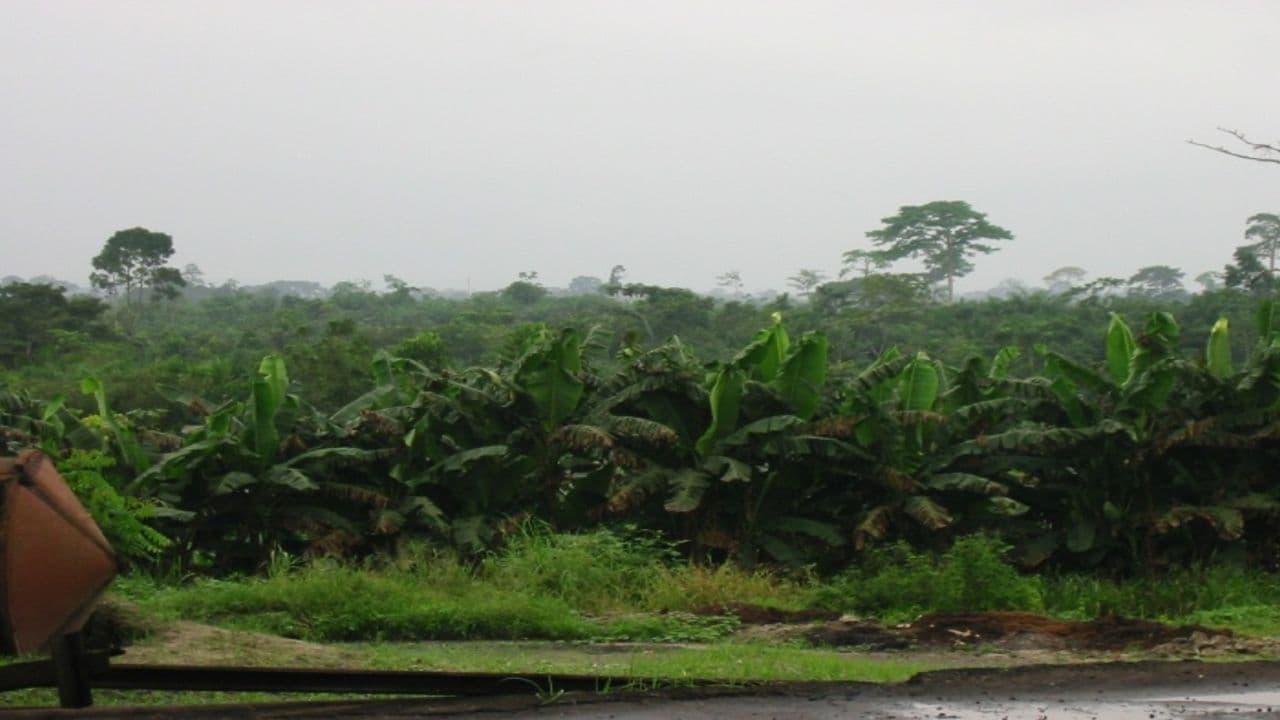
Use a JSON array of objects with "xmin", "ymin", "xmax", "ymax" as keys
[{"xmin": 6, "ymin": 660, "xmax": 1280, "ymax": 718}]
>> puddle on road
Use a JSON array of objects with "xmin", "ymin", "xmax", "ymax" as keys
[
  {"xmin": 1145, "ymin": 690, "xmax": 1280, "ymax": 705},
  {"xmin": 905, "ymin": 691, "xmax": 1280, "ymax": 719}
]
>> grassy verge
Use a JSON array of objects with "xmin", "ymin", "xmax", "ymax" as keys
[
  {"xmin": 115, "ymin": 527, "xmax": 809, "ymax": 643},
  {"xmin": 358, "ymin": 641, "xmax": 936, "ymax": 682},
  {"xmin": 11, "ymin": 529, "xmax": 1280, "ymax": 708},
  {"xmin": 115, "ymin": 530, "xmax": 1280, "ymax": 643}
]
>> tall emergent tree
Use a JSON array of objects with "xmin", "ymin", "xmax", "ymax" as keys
[
  {"xmin": 787, "ymin": 269, "xmax": 826, "ymax": 299},
  {"xmin": 716, "ymin": 270, "xmax": 745, "ymax": 298},
  {"xmin": 90, "ymin": 227, "xmax": 185, "ymax": 305},
  {"xmin": 1244, "ymin": 213, "xmax": 1280, "ymax": 276},
  {"xmin": 1043, "ymin": 266, "xmax": 1087, "ymax": 294},
  {"xmin": 1224, "ymin": 247, "xmax": 1275, "ymax": 295},
  {"xmin": 840, "ymin": 248, "xmax": 890, "ymax": 278},
  {"xmin": 865, "ymin": 201, "xmax": 1013, "ymax": 302},
  {"xmin": 502, "ymin": 270, "xmax": 547, "ymax": 305},
  {"xmin": 1127, "ymin": 265, "xmax": 1186, "ymax": 300},
  {"xmin": 1194, "ymin": 271, "xmax": 1221, "ymax": 292}
]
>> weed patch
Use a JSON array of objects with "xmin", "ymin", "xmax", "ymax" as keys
[{"xmin": 811, "ymin": 536, "xmax": 1043, "ymax": 620}]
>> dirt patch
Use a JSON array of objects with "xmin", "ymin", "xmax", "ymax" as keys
[
  {"xmin": 805, "ymin": 618, "xmax": 912, "ymax": 650},
  {"xmin": 691, "ymin": 603, "xmax": 839, "ymax": 624},
  {"xmin": 908, "ymin": 612, "xmax": 1231, "ymax": 651},
  {"xmin": 120, "ymin": 622, "xmax": 363, "ymax": 668},
  {"xmin": 83, "ymin": 598, "xmax": 160, "ymax": 652},
  {"xmin": 798, "ymin": 611, "xmax": 1243, "ymax": 654}
]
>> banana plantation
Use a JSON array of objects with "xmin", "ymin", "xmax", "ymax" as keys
[{"xmin": 5, "ymin": 301, "xmax": 1280, "ymax": 577}]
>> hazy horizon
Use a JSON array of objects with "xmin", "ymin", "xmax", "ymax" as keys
[{"xmin": 2, "ymin": 2, "xmax": 1277, "ymax": 293}]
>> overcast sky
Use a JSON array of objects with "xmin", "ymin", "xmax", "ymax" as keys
[{"xmin": 1, "ymin": 1, "xmax": 1277, "ymax": 294}]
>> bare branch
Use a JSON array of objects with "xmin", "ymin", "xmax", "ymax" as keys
[
  {"xmin": 1219, "ymin": 127, "xmax": 1280, "ymax": 155},
  {"xmin": 1188, "ymin": 127, "xmax": 1280, "ymax": 165}
]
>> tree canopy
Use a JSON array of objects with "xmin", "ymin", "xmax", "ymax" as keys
[
  {"xmin": 0, "ymin": 283, "xmax": 107, "ymax": 365},
  {"xmin": 89, "ymin": 227, "xmax": 185, "ymax": 305},
  {"xmin": 787, "ymin": 269, "xmax": 826, "ymax": 298},
  {"xmin": 1127, "ymin": 265, "xmax": 1186, "ymax": 300},
  {"xmin": 865, "ymin": 201, "xmax": 1014, "ymax": 302},
  {"xmin": 1244, "ymin": 213, "xmax": 1280, "ymax": 275}
]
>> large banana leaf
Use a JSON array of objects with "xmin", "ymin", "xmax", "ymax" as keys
[
  {"xmin": 515, "ymin": 328, "xmax": 585, "ymax": 428},
  {"xmin": 695, "ymin": 366, "xmax": 745, "ymax": 455},
  {"xmin": 1039, "ymin": 349, "xmax": 1113, "ymax": 396},
  {"xmin": 437, "ymin": 444, "xmax": 509, "ymax": 473},
  {"xmin": 903, "ymin": 496, "xmax": 953, "ymax": 529},
  {"xmin": 1127, "ymin": 312, "xmax": 1180, "ymax": 386},
  {"xmin": 250, "ymin": 355, "xmax": 290, "ymax": 461},
  {"xmin": 925, "ymin": 472, "xmax": 1008, "ymax": 496},
  {"xmin": 732, "ymin": 315, "xmax": 790, "ymax": 382},
  {"xmin": 989, "ymin": 346, "xmax": 1021, "ymax": 379},
  {"xmin": 772, "ymin": 332, "xmax": 828, "ymax": 419},
  {"xmin": 720, "ymin": 415, "xmax": 804, "ymax": 446},
  {"xmin": 1206, "ymin": 317, "xmax": 1234, "ymax": 380},
  {"xmin": 664, "ymin": 469, "xmax": 711, "ymax": 512},
  {"xmin": 844, "ymin": 349, "xmax": 907, "ymax": 407},
  {"xmin": 703, "ymin": 455, "xmax": 754, "ymax": 482},
  {"xmin": 898, "ymin": 353, "xmax": 940, "ymax": 411},
  {"xmin": 1105, "ymin": 313, "xmax": 1136, "ymax": 384}
]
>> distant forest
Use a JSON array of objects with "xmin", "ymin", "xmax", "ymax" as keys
[{"xmin": 3, "ymin": 206, "xmax": 1277, "ymax": 414}]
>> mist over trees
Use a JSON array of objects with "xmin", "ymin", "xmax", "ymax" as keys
[{"xmin": 4, "ymin": 190, "xmax": 1275, "ymax": 416}]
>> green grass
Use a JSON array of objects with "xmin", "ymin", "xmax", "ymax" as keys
[
  {"xmin": 12, "ymin": 529, "xmax": 1280, "ymax": 709},
  {"xmin": 806, "ymin": 536, "xmax": 1280, "ymax": 637},
  {"xmin": 808, "ymin": 536, "xmax": 1045, "ymax": 622},
  {"xmin": 113, "ymin": 528, "xmax": 804, "ymax": 644},
  {"xmin": 120, "ymin": 566, "xmax": 597, "ymax": 642},
  {"xmin": 1043, "ymin": 565, "xmax": 1280, "ymax": 632},
  {"xmin": 359, "ymin": 641, "xmax": 935, "ymax": 683},
  {"xmin": 112, "ymin": 529, "xmax": 1280, "ymax": 647},
  {"xmin": 480, "ymin": 524, "xmax": 810, "ymax": 614},
  {"xmin": 115, "ymin": 541, "xmax": 747, "ymax": 644}
]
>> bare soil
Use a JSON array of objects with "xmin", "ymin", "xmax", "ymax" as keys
[
  {"xmin": 691, "ymin": 603, "xmax": 840, "ymax": 625},
  {"xmin": 119, "ymin": 622, "xmax": 364, "ymax": 668},
  {"xmin": 906, "ymin": 611, "xmax": 1230, "ymax": 651},
  {"xmin": 731, "ymin": 609, "xmax": 1274, "ymax": 657}
]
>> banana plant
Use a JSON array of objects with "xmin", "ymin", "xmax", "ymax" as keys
[
  {"xmin": 822, "ymin": 348, "xmax": 1029, "ymax": 552},
  {"xmin": 135, "ymin": 355, "xmax": 380, "ymax": 570},
  {"xmin": 657, "ymin": 316, "xmax": 853, "ymax": 566},
  {"xmin": 988, "ymin": 312, "xmax": 1280, "ymax": 570},
  {"xmin": 0, "ymin": 390, "xmax": 72, "ymax": 455},
  {"xmin": 390, "ymin": 325, "xmax": 680, "ymax": 552}
]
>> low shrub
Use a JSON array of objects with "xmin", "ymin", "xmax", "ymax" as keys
[
  {"xmin": 813, "ymin": 535, "xmax": 1043, "ymax": 619},
  {"xmin": 483, "ymin": 524, "xmax": 677, "ymax": 613},
  {"xmin": 131, "ymin": 564, "xmax": 590, "ymax": 641}
]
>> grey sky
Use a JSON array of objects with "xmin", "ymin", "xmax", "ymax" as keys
[{"xmin": 1, "ymin": 1, "xmax": 1276, "ymax": 294}]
